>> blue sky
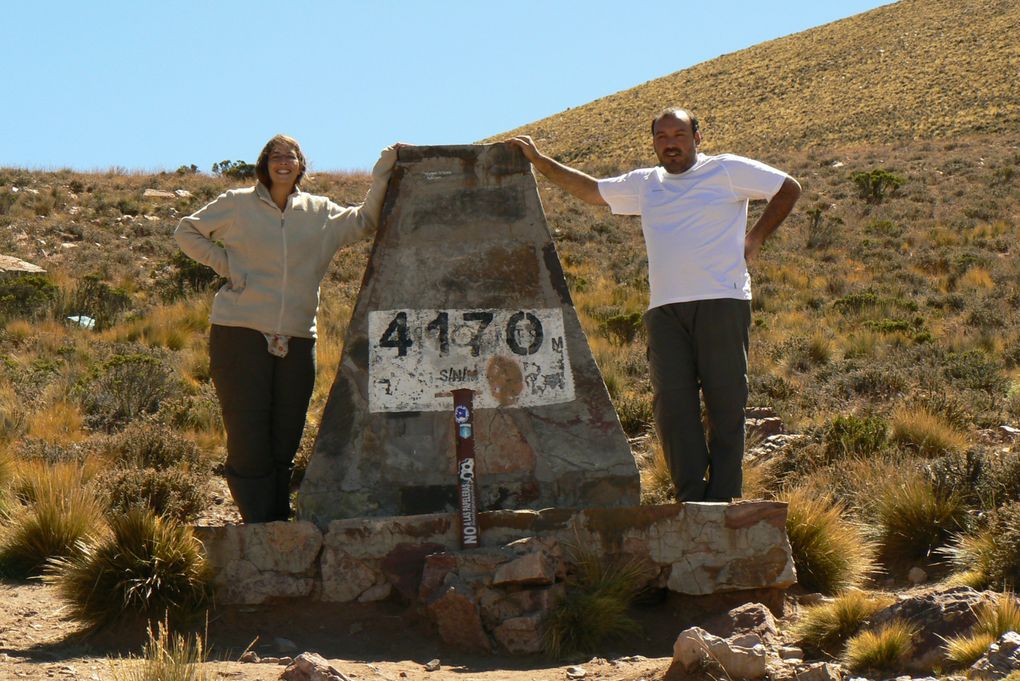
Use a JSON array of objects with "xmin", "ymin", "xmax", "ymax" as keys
[{"xmin": 2, "ymin": 1, "xmax": 892, "ymax": 173}]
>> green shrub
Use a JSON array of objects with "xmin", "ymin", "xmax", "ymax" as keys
[
  {"xmin": 824, "ymin": 414, "xmax": 889, "ymax": 460},
  {"xmin": 544, "ymin": 547, "xmax": 647, "ymax": 658},
  {"xmin": 105, "ymin": 421, "xmax": 203, "ymax": 470},
  {"xmin": 76, "ymin": 353, "xmax": 181, "ymax": 431},
  {"xmin": 944, "ymin": 350, "xmax": 1008, "ymax": 395},
  {"xmin": 98, "ymin": 467, "xmax": 210, "ymax": 523},
  {"xmin": 211, "ymin": 160, "xmax": 255, "ymax": 179},
  {"xmin": 614, "ymin": 390, "xmax": 653, "ymax": 437},
  {"xmin": 851, "ymin": 169, "xmax": 904, "ymax": 204},
  {"xmin": 47, "ymin": 508, "xmax": 212, "ymax": 631},
  {"xmin": 159, "ymin": 251, "xmax": 222, "ymax": 302},
  {"xmin": 843, "ymin": 620, "xmax": 915, "ymax": 673},
  {"xmin": 793, "ymin": 590, "xmax": 895, "ymax": 653},
  {"xmin": 56, "ymin": 274, "xmax": 132, "ymax": 331},
  {"xmin": 0, "ymin": 274, "xmax": 59, "ymax": 320},
  {"xmin": 601, "ymin": 312, "xmax": 643, "ymax": 344},
  {"xmin": 783, "ymin": 488, "xmax": 876, "ymax": 594}
]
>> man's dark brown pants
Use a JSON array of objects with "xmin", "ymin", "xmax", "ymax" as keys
[{"xmin": 644, "ymin": 299, "xmax": 751, "ymax": 502}]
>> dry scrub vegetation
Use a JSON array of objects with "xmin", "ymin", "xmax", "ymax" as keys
[{"xmin": 1, "ymin": 0, "xmax": 1020, "ymax": 669}]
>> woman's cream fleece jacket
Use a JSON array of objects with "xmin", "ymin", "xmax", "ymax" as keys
[{"xmin": 175, "ymin": 147, "xmax": 396, "ymax": 339}]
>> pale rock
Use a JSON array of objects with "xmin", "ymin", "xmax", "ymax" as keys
[
  {"xmin": 796, "ymin": 662, "xmax": 843, "ymax": 681},
  {"xmin": 672, "ymin": 627, "xmax": 768, "ymax": 679},
  {"xmin": 780, "ymin": 645, "xmax": 805, "ymax": 660},
  {"xmin": 321, "ymin": 550, "xmax": 378, "ymax": 602},
  {"xmin": 239, "ymin": 651, "xmax": 259, "ymax": 663},
  {"xmin": 720, "ymin": 602, "xmax": 780, "ymax": 644},
  {"xmin": 492, "ymin": 551, "xmax": 556, "ymax": 586},
  {"xmin": 142, "ymin": 188, "xmax": 176, "ymax": 199},
  {"xmin": 424, "ymin": 659, "xmax": 441, "ymax": 672},
  {"xmin": 281, "ymin": 652, "xmax": 349, "ymax": 681},
  {"xmin": 174, "ymin": 189, "xmax": 192, "ymax": 198},
  {"xmin": 357, "ymin": 582, "xmax": 392, "ymax": 603},
  {"xmin": 908, "ymin": 566, "xmax": 928, "ymax": 584},
  {"xmin": 426, "ymin": 582, "xmax": 491, "ymax": 653},
  {"xmin": 492, "ymin": 613, "xmax": 544, "ymax": 654},
  {"xmin": 566, "ymin": 666, "xmax": 586, "ymax": 679},
  {"xmin": 969, "ymin": 631, "xmax": 1020, "ymax": 679}
]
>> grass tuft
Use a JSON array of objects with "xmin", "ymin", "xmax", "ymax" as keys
[
  {"xmin": 638, "ymin": 443, "xmax": 675, "ymax": 505},
  {"xmin": 782, "ymin": 487, "xmax": 876, "ymax": 594},
  {"xmin": 111, "ymin": 619, "xmax": 209, "ymax": 681},
  {"xmin": 890, "ymin": 406, "xmax": 968, "ymax": 457},
  {"xmin": 843, "ymin": 619, "xmax": 916, "ymax": 673},
  {"xmin": 873, "ymin": 468, "xmax": 968, "ymax": 561},
  {"xmin": 47, "ymin": 508, "xmax": 212, "ymax": 631},
  {"xmin": 792, "ymin": 590, "xmax": 895, "ymax": 653},
  {"xmin": 543, "ymin": 544, "xmax": 647, "ymax": 658},
  {"xmin": 0, "ymin": 471, "xmax": 104, "ymax": 579},
  {"xmin": 943, "ymin": 593, "xmax": 1020, "ymax": 669}
]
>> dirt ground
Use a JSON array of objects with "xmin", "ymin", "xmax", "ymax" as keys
[{"xmin": 0, "ymin": 579, "xmax": 677, "ymax": 681}]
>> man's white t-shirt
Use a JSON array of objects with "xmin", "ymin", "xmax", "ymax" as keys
[{"xmin": 597, "ymin": 153, "xmax": 788, "ymax": 310}]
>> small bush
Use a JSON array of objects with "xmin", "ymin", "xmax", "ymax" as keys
[
  {"xmin": 76, "ymin": 353, "xmax": 181, "ymax": 431},
  {"xmin": 783, "ymin": 488, "xmax": 876, "ymax": 594},
  {"xmin": 843, "ymin": 620, "xmax": 915, "ymax": 673},
  {"xmin": 601, "ymin": 312, "xmax": 643, "ymax": 344},
  {"xmin": 614, "ymin": 389, "xmax": 653, "ymax": 437},
  {"xmin": 0, "ymin": 274, "xmax": 59, "ymax": 320},
  {"xmin": 104, "ymin": 421, "xmax": 203, "ymax": 470},
  {"xmin": 944, "ymin": 350, "xmax": 1008, "ymax": 395},
  {"xmin": 47, "ymin": 508, "xmax": 212, "ymax": 631},
  {"xmin": 544, "ymin": 546, "xmax": 647, "ymax": 658},
  {"xmin": 98, "ymin": 467, "xmax": 211, "ymax": 523},
  {"xmin": 158, "ymin": 251, "xmax": 222, "ymax": 302},
  {"xmin": 824, "ymin": 414, "xmax": 888, "ymax": 460},
  {"xmin": 873, "ymin": 469, "xmax": 968, "ymax": 561},
  {"xmin": 851, "ymin": 169, "xmax": 904, "ymax": 204},
  {"xmin": 793, "ymin": 590, "xmax": 895, "ymax": 653},
  {"xmin": 57, "ymin": 274, "xmax": 132, "ymax": 331}
]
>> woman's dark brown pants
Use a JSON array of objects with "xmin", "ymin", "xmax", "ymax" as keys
[
  {"xmin": 644, "ymin": 299, "xmax": 751, "ymax": 502},
  {"xmin": 209, "ymin": 324, "xmax": 315, "ymax": 523}
]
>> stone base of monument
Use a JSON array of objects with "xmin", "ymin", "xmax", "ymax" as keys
[{"xmin": 194, "ymin": 501, "xmax": 796, "ymax": 655}]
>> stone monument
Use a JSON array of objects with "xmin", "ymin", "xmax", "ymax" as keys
[{"xmin": 298, "ymin": 144, "xmax": 640, "ymax": 525}]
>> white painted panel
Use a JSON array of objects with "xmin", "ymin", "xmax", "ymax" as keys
[{"xmin": 368, "ymin": 308, "xmax": 575, "ymax": 413}]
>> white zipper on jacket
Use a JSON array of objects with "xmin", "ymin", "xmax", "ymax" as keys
[{"xmin": 276, "ymin": 211, "xmax": 288, "ymax": 334}]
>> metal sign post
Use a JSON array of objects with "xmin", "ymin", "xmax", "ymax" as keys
[{"xmin": 452, "ymin": 388, "xmax": 479, "ymax": 548}]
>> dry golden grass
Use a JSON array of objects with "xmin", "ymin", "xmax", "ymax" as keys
[
  {"xmin": 25, "ymin": 401, "xmax": 86, "ymax": 445},
  {"xmin": 890, "ymin": 406, "xmax": 968, "ymax": 457}
]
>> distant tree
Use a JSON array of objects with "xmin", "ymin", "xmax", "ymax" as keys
[
  {"xmin": 851, "ymin": 169, "xmax": 904, "ymax": 204},
  {"xmin": 211, "ymin": 160, "xmax": 255, "ymax": 180}
]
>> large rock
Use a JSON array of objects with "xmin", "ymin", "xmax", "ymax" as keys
[
  {"xmin": 970, "ymin": 631, "xmax": 1020, "ymax": 680},
  {"xmin": 870, "ymin": 586, "xmax": 998, "ymax": 672},
  {"xmin": 426, "ymin": 581, "xmax": 492, "ymax": 653},
  {"xmin": 669, "ymin": 627, "xmax": 768, "ymax": 680},
  {"xmin": 193, "ymin": 521, "xmax": 322, "ymax": 604},
  {"xmin": 299, "ymin": 143, "xmax": 639, "ymax": 525}
]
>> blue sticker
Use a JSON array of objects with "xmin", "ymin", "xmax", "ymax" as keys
[
  {"xmin": 458, "ymin": 424, "xmax": 472, "ymax": 439},
  {"xmin": 455, "ymin": 405, "xmax": 470, "ymax": 424}
]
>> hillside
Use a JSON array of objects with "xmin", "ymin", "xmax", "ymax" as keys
[
  {"xmin": 2, "ymin": 1, "xmax": 1020, "ymax": 676},
  {"xmin": 493, "ymin": 0, "xmax": 1020, "ymax": 168}
]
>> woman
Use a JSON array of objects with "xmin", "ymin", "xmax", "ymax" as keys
[{"xmin": 175, "ymin": 135, "xmax": 399, "ymax": 523}]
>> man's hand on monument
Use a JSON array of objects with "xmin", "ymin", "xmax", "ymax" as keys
[{"xmin": 506, "ymin": 135, "xmax": 542, "ymax": 163}]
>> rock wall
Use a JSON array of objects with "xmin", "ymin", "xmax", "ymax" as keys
[{"xmin": 195, "ymin": 501, "xmax": 797, "ymax": 653}]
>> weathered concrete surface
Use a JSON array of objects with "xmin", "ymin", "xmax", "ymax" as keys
[{"xmin": 299, "ymin": 144, "xmax": 638, "ymax": 525}]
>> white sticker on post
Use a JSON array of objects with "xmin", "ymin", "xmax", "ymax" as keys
[{"xmin": 368, "ymin": 308, "xmax": 575, "ymax": 412}]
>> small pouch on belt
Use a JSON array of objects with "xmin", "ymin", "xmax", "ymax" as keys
[{"xmin": 263, "ymin": 333, "xmax": 290, "ymax": 358}]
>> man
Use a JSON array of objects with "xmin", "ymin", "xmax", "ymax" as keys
[{"xmin": 508, "ymin": 108, "xmax": 800, "ymax": 502}]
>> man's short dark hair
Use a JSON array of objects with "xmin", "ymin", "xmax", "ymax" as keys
[{"xmin": 651, "ymin": 108, "xmax": 699, "ymax": 136}]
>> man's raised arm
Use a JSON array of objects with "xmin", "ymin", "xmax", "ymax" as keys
[{"xmin": 507, "ymin": 136, "xmax": 607, "ymax": 206}]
